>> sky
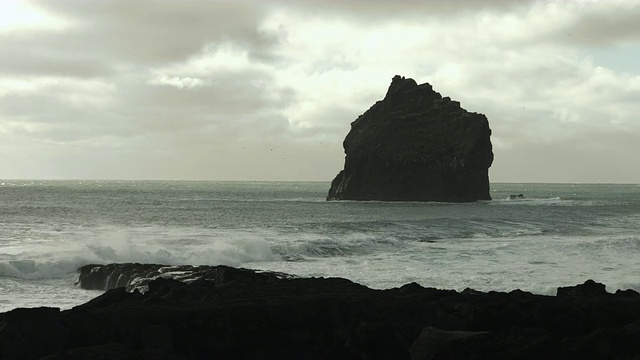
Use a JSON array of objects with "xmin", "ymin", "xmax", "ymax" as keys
[{"xmin": 0, "ymin": 0, "xmax": 639, "ymax": 183}]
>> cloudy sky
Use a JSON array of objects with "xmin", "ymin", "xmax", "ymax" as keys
[{"xmin": 1, "ymin": 0, "xmax": 639, "ymax": 183}]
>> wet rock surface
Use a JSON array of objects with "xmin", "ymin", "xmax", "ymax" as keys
[
  {"xmin": 2, "ymin": 264, "xmax": 640, "ymax": 359},
  {"xmin": 328, "ymin": 75, "xmax": 493, "ymax": 202},
  {"xmin": 76, "ymin": 263, "xmax": 292, "ymax": 292}
]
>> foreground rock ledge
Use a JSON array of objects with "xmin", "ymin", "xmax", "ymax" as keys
[
  {"xmin": 328, "ymin": 75, "xmax": 494, "ymax": 202},
  {"xmin": 2, "ymin": 265, "xmax": 640, "ymax": 360}
]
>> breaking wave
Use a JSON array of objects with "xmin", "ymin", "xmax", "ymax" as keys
[{"xmin": 0, "ymin": 227, "xmax": 276, "ymax": 280}]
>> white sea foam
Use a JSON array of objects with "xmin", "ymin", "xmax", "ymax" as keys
[
  {"xmin": 2, "ymin": 225, "xmax": 638, "ymax": 299},
  {"xmin": 0, "ymin": 226, "xmax": 277, "ymax": 280},
  {"xmin": 84, "ymin": 227, "xmax": 276, "ymax": 266},
  {"xmin": 0, "ymin": 225, "xmax": 281, "ymax": 311},
  {"xmin": 0, "ymin": 259, "xmax": 87, "ymax": 280},
  {"xmin": 495, "ymin": 196, "xmax": 571, "ymax": 206}
]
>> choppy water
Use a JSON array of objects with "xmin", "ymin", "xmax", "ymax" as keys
[{"xmin": 1, "ymin": 180, "xmax": 639, "ymax": 312}]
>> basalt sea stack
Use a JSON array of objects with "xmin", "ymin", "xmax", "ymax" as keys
[{"xmin": 327, "ymin": 75, "xmax": 493, "ymax": 202}]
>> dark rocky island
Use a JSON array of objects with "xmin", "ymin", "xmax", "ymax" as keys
[
  {"xmin": 2, "ymin": 264, "xmax": 640, "ymax": 359},
  {"xmin": 328, "ymin": 75, "xmax": 493, "ymax": 202}
]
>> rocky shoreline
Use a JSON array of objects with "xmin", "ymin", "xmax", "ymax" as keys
[{"xmin": 2, "ymin": 264, "xmax": 640, "ymax": 359}]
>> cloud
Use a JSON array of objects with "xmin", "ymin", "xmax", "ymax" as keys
[
  {"xmin": 0, "ymin": 0, "xmax": 638, "ymax": 182},
  {"xmin": 31, "ymin": 0, "xmax": 279, "ymax": 64},
  {"xmin": 550, "ymin": 1, "xmax": 640, "ymax": 46},
  {"xmin": 491, "ymin": 129, "xmax": 640, "ymax": 183},
  {"xmin": 0, "ymin": 0, "xmax": 279, "ymax": 77},
  {"xmin": 277, "ymin": 0, "xmax": 536, "ymax": 21}
]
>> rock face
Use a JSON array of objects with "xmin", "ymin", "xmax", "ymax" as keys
[
  {"xmin": 2, "ymin": 264, "xmax": 640, "ymax": 359},
  {"xmin": 328, "ymin": 75, "xmax": 493, "ymax": 202}
]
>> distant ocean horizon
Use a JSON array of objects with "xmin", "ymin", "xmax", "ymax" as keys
[
  {"xmin": 1, "ymin": 180, "xmax": 639, "ymax": 312},
  {"xmin": 3, "ymin": 179, "xmax": 638, "ymax": 184}
]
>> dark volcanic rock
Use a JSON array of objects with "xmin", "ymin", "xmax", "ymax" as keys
[
  {"xmin": 557, "ymin": 279, "xmax": 608, "ymax": 297},
  {"xmin": 77, "ymin": 263, "xmax": 292, "ymax": 292},
  {"xmin": 328, "ymin": 75, "xmax": 493, "ymax": 202},
  {"xmin": 3, "ymin": 266, "xmax": 640, "ymax": 360}
]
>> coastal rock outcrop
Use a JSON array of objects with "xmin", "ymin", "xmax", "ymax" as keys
[
  {"xmin": 328, "ymin": 75, "xmax": 493, "ymax": 202},
  {"xmin": 2, "ymin": 264, "xmax": 640, "ymax": 359},
  {"xmin": 77, "ymin": 263, "xmax": 292, "ymax": 292}
]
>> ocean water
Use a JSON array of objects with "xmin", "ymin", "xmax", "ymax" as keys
[{"xmin": 1, "ymin": 180, "xmax": 639, "ymax": 312}]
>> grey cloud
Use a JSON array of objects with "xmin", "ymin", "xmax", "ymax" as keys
[
  {"xmin": 0, "ymin": 1, "xmax": 282, "ymax": 79},
  {"xmin": 0, "ymin": 89, "xmax": 134, "ymax": 143},
  {"xmin": 103, "ymin": 129, "xmax": 343, "ymax": 181},
  {"xmin": 135, "ymin": 81, "xmax": 275, "ymax": 117},
  {"xmin": 0, "ymin": 71, "xmax": 295, "ymax": 145},
  {"xmin": 289, "ymin": 106, "xmax": 360, "ymax": 140},
  {"xmin": 32, "ymin": 0, "xmax": 280, "ymax": 65},
  {"xmin": 279, "ymin": 0, "xmax": 534, "ymax": 20},
  {"xmin": 0, "ymin": 44, "xmax": 113, "ymax": 78},
  {"xmin": 559, "ymin": 9, "xmax": 640, "ymax": 46},
  {"xmin": 491, "ymin": 130, "xmax": 640, "ymax": 183},
  {"xmin": 431, "ymin": 49, "xmax": 639, "ymax": 132},
  {"xmin": 0, "ymin": 91, "xmax": 96, "ymax": 125},
  {"xmin": 119, "ymin": 72, "xmax": 296, "ymax": 136},
  {"xmin": 2, "ymin": 0, "xmax": 638, "ymax": 182},
  {"xmin": 0, "ymin": 30, "xmax": 114, "ymax": 78}
]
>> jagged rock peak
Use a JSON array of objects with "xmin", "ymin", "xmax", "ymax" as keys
[
  {"xmin": 327, "ymin": 75, "xmax": 493, "ymax": 202},
  {"xmin": 385, "ymin": 75, "xmax": 418, "ymax": 97}
]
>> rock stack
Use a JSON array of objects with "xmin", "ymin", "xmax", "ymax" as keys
[{"xmin": 328, "ymin": 75, "xmax": 493, "ymax": 202}]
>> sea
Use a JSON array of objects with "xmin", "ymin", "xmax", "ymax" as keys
[{"xmin": 1, "ymin": 180, "xmax": 639, "ymax": 312}]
